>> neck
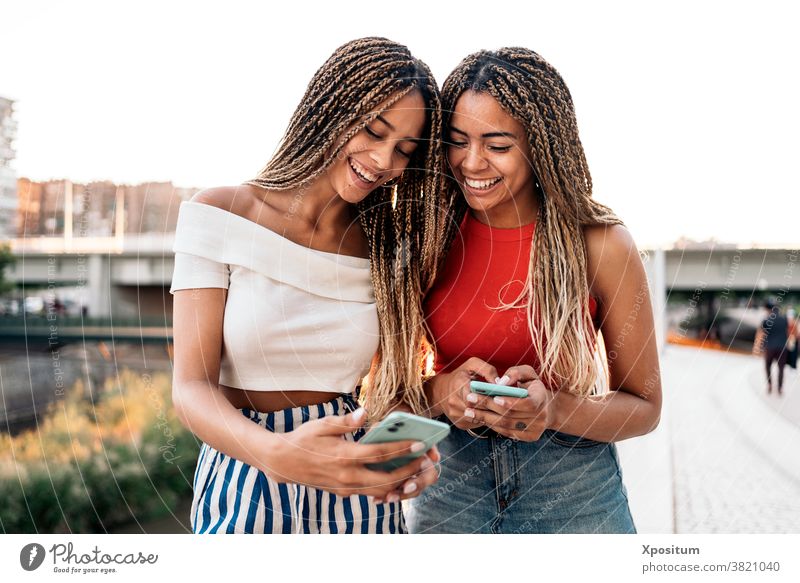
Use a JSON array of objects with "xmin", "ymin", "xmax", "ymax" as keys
[
  {"xmin": 471, "ymin": 186, "xmax": 539, "ymax": 229},
  {"xmin": 280, "ymin": 176, "xmax": 354, "ymax": 232}
]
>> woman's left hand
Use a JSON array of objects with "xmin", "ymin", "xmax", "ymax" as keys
[{"xmin": 464, "ymin": 365, "xmax": 555, "ymax": 442}]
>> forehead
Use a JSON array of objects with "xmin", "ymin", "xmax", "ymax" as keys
[
  {"xmin": 450, "ymin": 90, "xmax": 524, "ymax": 137},
  {"xmin": 371, "ymin": 89, "xmax": 427, "ymax": 135}
]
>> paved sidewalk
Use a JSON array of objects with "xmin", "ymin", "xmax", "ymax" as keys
[{"xmin": 617, "ymin": 345, "xmax": 800, "ymax": 533}]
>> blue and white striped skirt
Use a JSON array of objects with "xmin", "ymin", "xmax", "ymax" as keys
[{"xmin": 190, "ymin": 393, "xmax": 406, "ymax": 534}]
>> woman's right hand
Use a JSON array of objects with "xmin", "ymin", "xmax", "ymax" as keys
[
  {"xmin": 429, "ymin": 357, "xmax": 499, "ymax": 429},
  {"xmin": 263, "ymin": 407, "xmax": 435, "ymax": 499}
]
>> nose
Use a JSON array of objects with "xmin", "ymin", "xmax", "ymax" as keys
[
  {"xmin": 368, "ymin": 140, "xmax": 395, "ymax": 173},
  {"xmin": 461, "ymin": 144, "xmax": 488, "ymax": 174}
]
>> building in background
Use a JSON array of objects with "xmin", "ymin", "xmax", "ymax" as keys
[
  {"xmin": 15, "ymin": 179, "xmax": 195, "ymax": 237},
  {"xmin": 0, "ymin": 96, "xmax": 18, "ymax": 240},
  {"xmin": 17, "ymin": 178, "xmax": 44, "ymax": 236},
  {"xmin": 122, "ymin": 182, "xmax": 190, "ymax": 234}
]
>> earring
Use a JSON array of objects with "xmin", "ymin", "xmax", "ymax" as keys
[
  {"xmin": 383, "ymin": 174, "xmax": 403, "ymax": 210},
  {"xmin": 382, "ymin": 175, "xmax": 402, "ymax": 187}
]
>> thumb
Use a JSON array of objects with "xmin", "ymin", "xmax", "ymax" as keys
[
  {"xmin": 319, "ymin": 407, "xmax": 367, "ymax": 435},
  {"xmin": 494, "ymin": 374, "xmax": 512, "ymax": 386},
  {"xmin": 501, "ymin": 365, "xmax": 537, "ymax": 386}
]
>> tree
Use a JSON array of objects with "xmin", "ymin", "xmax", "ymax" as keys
[{"xmin": 0, "ymin": 243, "xmax": 16, "ymax": 296}]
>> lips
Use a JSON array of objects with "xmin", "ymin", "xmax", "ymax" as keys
[
  {"xmin": 349, "ymin": 158, "xmax": 379, "ymax": 184},
  {"xmin": 464, "ymin": 176, "xmax": 501, "ymax": 190},
  {"xmin": 461, "ymin": 175, "xmax": 503, "ymax": 196}
]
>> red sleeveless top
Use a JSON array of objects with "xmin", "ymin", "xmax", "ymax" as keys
[{"xmin": 424, "ymin": 212, "xmax": 598, "ymax": 375}]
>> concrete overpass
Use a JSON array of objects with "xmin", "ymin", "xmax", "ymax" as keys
[
  {"xmin": 3, "ymin": 236, "xmax": 798, "ymax": 341},
  {"xmin": 4, "ymin": 234, "xmax": 175, "ymax": 320}
]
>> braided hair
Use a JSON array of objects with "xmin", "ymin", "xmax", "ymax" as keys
[
  {"xmin": 440, "ymin": 48, "xmax": 624, "ymax": 397},
  {"xmin": 245, "ymin": 37, "xmax": 454, "ymax": 418}
]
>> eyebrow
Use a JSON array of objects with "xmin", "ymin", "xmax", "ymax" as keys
[
  {"xmin": 449, "ymin": 125, "xmax": 517, "ymax": 139},
  {"xmin": 374, "ymin": 114, "xmax": 420, "ymax": 142},
  {"xmin": 375, "ymin": 115, "xmax": 395, "ymax": 131}
]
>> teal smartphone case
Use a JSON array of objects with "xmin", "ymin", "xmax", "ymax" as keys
[
  {"xmin": 359, "ymin": 412, "xmax": 450, "ymax": 472},
  {"xmin": 469, "ymin": 380, "xmax": 529, "ymax": 398}
]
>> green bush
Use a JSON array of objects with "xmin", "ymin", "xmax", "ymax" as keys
[{"xmin": 0, "ymin": 370, "xmax": 200, "ymax": 533}]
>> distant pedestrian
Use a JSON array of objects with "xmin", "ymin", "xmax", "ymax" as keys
[
  {"xmin": 754, "ymin": 300, "xmax": 789, "ymax": 395},
  {"xmin": 787, "ymin": 308, "xmax": 798, "ymax": 370}
]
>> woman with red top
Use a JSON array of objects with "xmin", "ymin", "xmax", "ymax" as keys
[{"xmin": 404, "ymin": 48, "xmax": 662, "ymax": 533}]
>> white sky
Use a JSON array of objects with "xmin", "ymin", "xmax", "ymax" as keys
[{"xmin": 2, "ymin": 0, "xmax": 798, "ymax": 248}]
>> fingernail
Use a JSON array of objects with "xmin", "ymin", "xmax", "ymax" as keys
[
  {"xmin": 387, "ymin": 494, "xmax": 400, "ymax": 503},
  {"xmin": 494, "ymin": 377, "xmax": 500, "ymax": 383},
  {"xmin": 498, "ymin": 375, "xmax": 511, "ymax": 385},
  {"xmin": 421, "ymin": 458, "xmax": 433, "ymax": 470},
  {"xmin": 464, "ymin": 408, "xmax": 475, "ymax": 418},
  {"xmin": 410, "ymin": 441, "xmax": 426, "ymax": 453},
  {"xmin": 466, "ymin": 393, "xmax": 478, "ymax": 403},
  {"xmin": 351, "ymin": 407, "xmax": 366, "ymax": 422},
  {"xmin": 403, "ymin": 482, "xmax": 418, "ymax": 494},
  {"xmin": 493, "ymin": 397, "xmax": 505, "ymax": 406}
]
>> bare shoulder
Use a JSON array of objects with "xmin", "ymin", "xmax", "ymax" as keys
[
  {"xmin": 189, "ymin": 185, "xmax": 263, "ymax": 218},
  {"xmin": 583, "ymin": 223, "xmax": 643, "ymax": 294},
  {"xmin": 584, "ymin": 223, "xmax": 638, "ymax": 260}
]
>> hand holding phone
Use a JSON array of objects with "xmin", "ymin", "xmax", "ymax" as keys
[
  {"xmin": 359, "ymin": 412, "xmax": 450, "ymax": 472},
  {"xmin": 469, "ymin": 380, "xmax": 529, "ymax": 398}
]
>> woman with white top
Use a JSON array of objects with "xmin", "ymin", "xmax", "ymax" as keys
[{"xmin": 170, "ymin": 38, "xmax": 452, "ymax": 534}]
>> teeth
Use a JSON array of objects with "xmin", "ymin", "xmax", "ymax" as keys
[
  {"xmin": 350, "ymin": 159, "xmax": 378, "ymax": 183},
  {"xmin": 465, "ymin": 177, "xmax": 501, "ymax": 190}
]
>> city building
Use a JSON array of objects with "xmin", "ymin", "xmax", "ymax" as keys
[
  {"xmin": 14, "ymin": 178, "xmax": 195, "ymax": 237},
  {"xmin": 0, "ymin": 96, "xmax": 18, "ymax": 240}
]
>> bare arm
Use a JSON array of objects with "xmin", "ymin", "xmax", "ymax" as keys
[
  {"xmin": 172, "ymin": 287, "xmax": 283, "ymax": 474},
  {"xmin": 423, "ymin": 376, "xmax": 443, "ymax": 418}
]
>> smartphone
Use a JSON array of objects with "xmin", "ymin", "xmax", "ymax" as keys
[
  {"xmin": 470, "ymin": 380, "xmax": 529, "ymax": 398},
  {"xmin": 359, "ymin": 412, "xmax": 450, "ymax": 472}
]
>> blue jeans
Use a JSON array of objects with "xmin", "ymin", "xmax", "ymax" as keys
[{"xmin": 405, "ymin": 423, "xmax": 636, "ymax": 534}]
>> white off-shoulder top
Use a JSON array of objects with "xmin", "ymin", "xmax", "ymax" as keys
[{"xmin": 169, "ymin": 201, "xmax": 379, "ymax": 393}]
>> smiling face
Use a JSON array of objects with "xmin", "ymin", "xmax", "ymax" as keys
[
  {"xmin": 447, "ymin": 90, "xmax": 539, "ymax": 226},
  {"xmin": 326, "ymin": 89, "xmax": 427, "ymax": 205}
]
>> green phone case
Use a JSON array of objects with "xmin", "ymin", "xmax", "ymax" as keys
[
  {"xmin": 470, "ymin": 380, "xmax": 529, "ymax": 398},
  {"xmin": 359, "ymin": 412, "xmax": 450, "ymax": 472}
]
